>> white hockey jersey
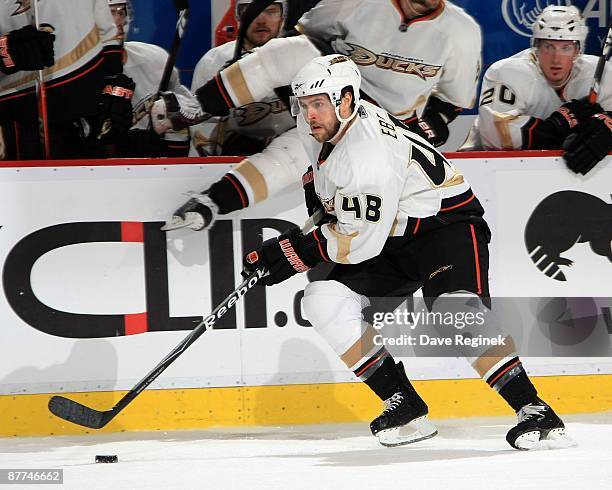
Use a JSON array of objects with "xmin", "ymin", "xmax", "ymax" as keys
[
  {"xmin": 124, "ymin": 41, "xmax": 190, "ymax": 144},
  {"xmin": 218, "ymin": 0, "xmax": 480, "ymax": 123},
  {"xmin": 189, "ymin": 41, "xmax": 295, "ymax": 156},
  {"xmin": 0, "ymin": 0, "xmax": 119, "ymax": 98},
  {"xmin": 469, "ymin": 49, "xmax": 612, "ymax": 150},
  {"xmin": 298, "ymin": 101, "xmax": 471, "ymax": 264},
  {"xmin": 297, "ymin": 0, "xmax": 482, "ymax": 118}
]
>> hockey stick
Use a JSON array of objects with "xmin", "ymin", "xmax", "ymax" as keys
[
  {"xmin": 131, "ymin": 0, "xmax": 274, "ymax": 125},
  {"xmin": 131, "ymin": 0, "xmax": 189, "ymax": 125},
  {"xmin": 48, "ymin": 209, "xmax": 323, "ymax": 429},
  {"xmin": 159, "ymin": 0, "xmax": 190, "ymax": 92},
  {"xmin": 588, "ymin": 14, "xmax": 612, "ymax": 104},
  {"xmin": 32, "ymin": 0, "xmax": 51, "ymax": 159},
  {"xmin": 232, "ymin": 0, "xmax": 278, "ymax": 63}
]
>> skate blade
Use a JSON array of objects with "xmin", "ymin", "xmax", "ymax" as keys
[
  {"xmin": 515, "ymin": 427, "xmax": 577, "ymax": 450},
  {"xmin": 377, "ymin": 415, "xmax": 438, "ymax": 447}
]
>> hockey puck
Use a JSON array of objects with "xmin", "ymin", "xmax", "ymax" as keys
[{"xmin": 95, "ymin": 455, "xmax": 118, "ymax": 463}]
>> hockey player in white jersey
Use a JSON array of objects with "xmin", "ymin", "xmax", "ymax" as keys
[
  {"xmin": 107, "ymin": 0, "xmax": 191, "ymax": 157},
  {"xmin": 155, "ymin": 0, "xmax": 482, "ymax": 232},
  {"xmin": 160, "ymin": 0, "xmax": 312, "ymax": 231},
  {"xmin": 189, "ymin": 0, "xmax": 296, "ymax": 157},
  {"xmin": 0, "ymin": 0, "xmax": 128, "ymax": 159},
  {"xmin": 240, "ymin": 55, "xmax": 572, "ymax": 450},
  {"xmin": 466, "ymin": 5, "xmax": 611, "ymax": 175}
]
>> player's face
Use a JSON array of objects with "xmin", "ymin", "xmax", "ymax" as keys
[
  {"xmin": 537, "ymin": 40, "xmax": 579, "ymax": 85},
  {"xmin": 299, "ymin": 94, "xmax": 340, "ymax": 143},
  {"xmin": 401, "ymin": 0, "xmax": 441, "ymax": 17},
  {"xmin": 110, "ymin": 4, "xmax": 128, "ymax": 40},
  {"xmin": 243, "ymin": 4, "xmax": 283, "ymax": 48}
]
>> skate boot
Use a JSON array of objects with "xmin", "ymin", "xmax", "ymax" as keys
[
  {"xmin": 506, "ymin": 397, "xmax": 576, "ymax": 450},
  {"xmin": 370, "ymin": 362, "xmax": 438, "ymax": 447}
]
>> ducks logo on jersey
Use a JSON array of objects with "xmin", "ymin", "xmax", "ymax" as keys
[
  {"xmin": 235, "ymin": 100, "xmax": 288, "ymax": 126},
  {"xmin": 12, "ymin": 0, "xmax": 32, "ymax": 16},
  {"xmin": 343, "ymin": 43, "xmax": 441, "ymax": 80}
]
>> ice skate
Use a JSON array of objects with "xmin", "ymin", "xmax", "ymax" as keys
[
  {"xmin": 370, "ymin": 362, "xmax": 438, "ymax": 447},
  {"xmin": 506, "ymin": 398, "xmax": 577, "ymax": 450}
]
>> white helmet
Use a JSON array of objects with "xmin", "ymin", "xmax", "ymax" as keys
[
  {"xmin": 291, "ymin": 54, "xmax": 362, "ymax": 130},
  {"xmin": 235, "ymin": 0, "xmax": 287, "ymax": 27},
  {"xmin": 531, "ymin": 5, "xmax": 588, "ymax": 52}
]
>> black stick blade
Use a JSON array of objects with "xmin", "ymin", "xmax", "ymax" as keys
[{"xmin": 48, "ymin": 396, "xmax": 111, "ymax": 429}]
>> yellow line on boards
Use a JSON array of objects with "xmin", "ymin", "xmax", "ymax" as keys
[{"xmin": 2, "ymin": 375, "xmax": 611, "ymax": 437}]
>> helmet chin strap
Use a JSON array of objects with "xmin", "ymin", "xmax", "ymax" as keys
[{"xmin": 327, "ymin": 104, "xmax": 359, "ymax": 142}]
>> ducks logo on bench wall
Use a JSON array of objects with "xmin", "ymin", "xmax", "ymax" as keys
[{"xmin": 524, "ymin": 191, "xmax": 612, "ymax": 281}]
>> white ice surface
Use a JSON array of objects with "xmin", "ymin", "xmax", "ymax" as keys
[{"xmin": 1, "ymin": 413, "xmax": 611, "ymax": 490}]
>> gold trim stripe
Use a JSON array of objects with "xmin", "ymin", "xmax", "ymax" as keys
[
  {"xmin": 0, "ymin": 26, "xmax": 101, "ymax": 92},
  {"xmin": 340, "ymin": 324, "xmax": 379, "ymax": 368},
  {"xmin": 327, "ymin": 223, "xmax": 358, "ymax": 264},
  {"xmin": 441, "ymin": 172, "xmax": 465, "ymax": 188},
  {"xmin": 472, "ymin": 336, "xmax": 517, "ymax": 377},
  {"xmin": 223, "ymin": 62, "xmax": 255, "ymax": 107},
  {"xmin": 389, "ymin": 215, "xmax": 399, "ymax": 236},
  {"xmin": 493, "ymin": 112, "xmax": 520, "ymax": 150},
  {"xmin": 235, "ymin": 159, "xmax": 268, "ymax": 203}
]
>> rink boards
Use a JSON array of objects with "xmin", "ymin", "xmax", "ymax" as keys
[{"xmin": 0, "ymin": 152, "xmax": 610, "ymax": 436}]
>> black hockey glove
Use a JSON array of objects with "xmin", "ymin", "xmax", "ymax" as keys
[
  {"xmin": 161, "ymin": 192, "xmax": 218, "ymax": 232},
  {"xmin": 406, "ymin": 96, "xmax": 461, "ymax": 147},
  {"xmin": 522, "ymin": 98, "xmax": 603, "ymax": 150},
  {"xmin": 242, "ymin": 228, "xmax": 314, "ymax": 286},
  {"xmin": 562, "ymin": 112, "xmax": 612, "ymax": 175},
  {"xmin": 95, "ymin": 74, "xmax": 135, "ymax": 144},
  {"xmin": 546, "ymin": 98, "xmax": 603, "ymax": 139},
  {"xmin": 0, "ymin": 25, "xmax": 55, "ymax": 74}
]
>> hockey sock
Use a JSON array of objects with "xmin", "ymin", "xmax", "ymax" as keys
[
  {"xmin": 360, "ymin": 354, "xmax": 404, "ymax": 401},
  {"xmin": 484, "ymin": 356, "xmax": 538, "ymax": 411}
]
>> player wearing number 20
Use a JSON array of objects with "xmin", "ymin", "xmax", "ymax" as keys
[
  {"xmin": 466, "ymin": 5, "xmax": 611, "ymax": 175},
  {"xmin": 242, "ymin": 55, "xmax": 569, "ymax": 450}
]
